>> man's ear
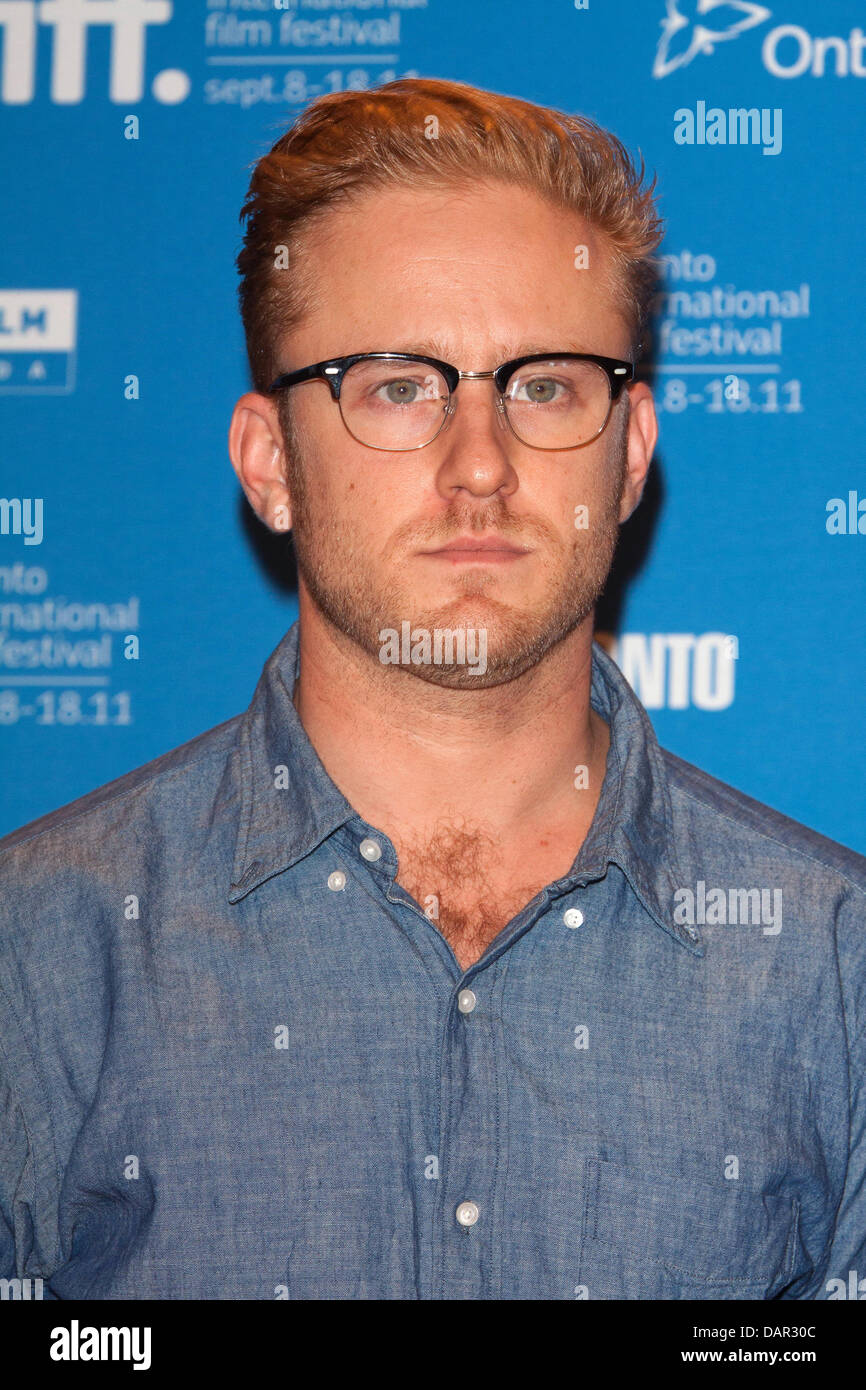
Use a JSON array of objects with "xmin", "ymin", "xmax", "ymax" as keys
[
  {"xmin": 618, "ymin": 383, "xmax": 657, "ymax": 524},
  {"xmin": 228, "ymin": 392, "xmax": 293, "ymax": 534}
]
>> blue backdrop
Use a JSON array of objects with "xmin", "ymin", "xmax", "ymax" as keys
[{"xmin": 1, "ymin": 0, "xmax": 864, "ymax": 849}]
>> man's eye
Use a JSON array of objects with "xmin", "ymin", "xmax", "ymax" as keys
[
  {"xmin": 519, "ymin": 377, "xmax": 561, "ymax": 404},
  {"xmin": 376, "ymin": 378, "xmax": 421, "ymax": 405}
]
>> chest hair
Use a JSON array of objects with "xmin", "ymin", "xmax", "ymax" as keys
[{"xmin": 394, "ymin": 818, "xmax": 551, "ymax": 970}]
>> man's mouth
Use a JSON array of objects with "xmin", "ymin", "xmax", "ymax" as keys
[{"xmin": 419, "ymin": 535, "xmax": 531, "ymax": 563}]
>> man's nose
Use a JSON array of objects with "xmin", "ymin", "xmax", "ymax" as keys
[{"xmin": 433, "ymin": 380, "xmax": 516, "ymax": 498}]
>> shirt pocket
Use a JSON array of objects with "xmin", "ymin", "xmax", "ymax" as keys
[{"xmin": 577, "ymin": 1157, "xmax": 800, "ymax": 1300}]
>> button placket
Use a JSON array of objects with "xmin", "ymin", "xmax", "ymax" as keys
[{"xmin": 432, "ymin": 955, "xmax": 506, "ymax": 1298}]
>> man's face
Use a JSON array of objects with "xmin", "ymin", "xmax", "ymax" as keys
[{"xmin": 274, "ymin": 178, "xmax": 653, "ymax": 688}]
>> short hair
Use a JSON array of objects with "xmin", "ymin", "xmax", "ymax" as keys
[{"xmin": 236, "ymin": 77, "xmax": 665, "ymax": 399}]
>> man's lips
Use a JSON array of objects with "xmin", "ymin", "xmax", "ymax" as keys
[{"xmin": 419, "ymin": 536, "xmax": 531, "ymax": 562}]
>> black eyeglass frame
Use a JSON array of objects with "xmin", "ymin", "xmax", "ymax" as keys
[{"xmin": 266, "ymin": 351, "xmax": 636, "ymax": 452}]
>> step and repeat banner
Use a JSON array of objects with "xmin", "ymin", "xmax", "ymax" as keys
[{"xmin": 1, "ymin": 0, "xmax": 864, "ymax": 848}]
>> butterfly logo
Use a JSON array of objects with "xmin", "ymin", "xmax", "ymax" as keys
[{"xmin": 653, "ymin": 0, "xmax": 772, "ymax": 77}]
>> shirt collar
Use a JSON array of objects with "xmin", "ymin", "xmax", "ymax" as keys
[
  {"xmin": 229, "ymin": 621, "xmax": 699, "ymax": 954},
  {"xmin": 576, "ymin": 640, "xmax": 698, "ymax": 953},
  {"xmin": 229, "ymin": 620, "xmax": 355, "ymax": 902}
]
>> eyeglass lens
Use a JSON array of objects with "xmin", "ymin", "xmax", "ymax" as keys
[{"xmin": 337, "ymin": 356, "xmax": 613, "ymax": 450}]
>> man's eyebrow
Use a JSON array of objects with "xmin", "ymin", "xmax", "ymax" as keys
[{"xmin": 369, "ymin": 340, "xmax": 594, "ymax": 361}]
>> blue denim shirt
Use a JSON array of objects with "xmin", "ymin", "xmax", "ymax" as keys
[{"xmin": 1, "ymin": 620, "xmax": 864, "ymax": 1300}]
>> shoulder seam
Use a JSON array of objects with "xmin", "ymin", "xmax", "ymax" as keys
[
  {"xmin": 0, "ymin": 726, "xmax": 241, "ymax": 861},
  {"xmin": 670, "ymin": 779, "xmax": 866, "ymax": 899}
]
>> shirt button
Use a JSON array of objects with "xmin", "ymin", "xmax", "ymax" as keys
[
  {"xmin": 563, "ymin": 908, "xmax": 584, "ymax": 928},
  {"xmin": 455, "ymin": 1200, "xmax": 480, "ymax": 1227},
  {"xmin": 327, "ymin": 871, "xmax": 346, "ymax": 892},
  {"xmin": 359, "ymin": 837, "xmax": 382, "ymax": 862},
  {"xmin": 457, "ymin": 989, "xmax": 477, "ymax": 1014}
]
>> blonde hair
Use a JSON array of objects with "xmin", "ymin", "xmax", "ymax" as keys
[{"xmin": 236, "ymin": 77, "xmax": 664, "ymax": 395}]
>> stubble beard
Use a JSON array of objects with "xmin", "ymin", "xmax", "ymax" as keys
[{"xmin": 282, "ymin": 404, "xmax": 628, "ymax": 690}]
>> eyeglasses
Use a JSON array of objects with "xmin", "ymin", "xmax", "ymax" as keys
[{"xmin": 267, "ymin": 351, "xmax": 635, "ymax": 452}]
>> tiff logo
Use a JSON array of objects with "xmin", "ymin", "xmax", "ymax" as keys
[{"xmin": 0, "ymin": 0, "xmax": 181, "ymax": 105}]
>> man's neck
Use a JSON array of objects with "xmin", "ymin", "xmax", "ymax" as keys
[{"xmin": 291, "ymin": 607, "xmax": 610, "ymax": 853}]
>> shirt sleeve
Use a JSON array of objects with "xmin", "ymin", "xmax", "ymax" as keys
[
  {"xmin": 0, "ymin": 1068, "xmax": 34, "ymax": 1278},
  {"xmin": 0, "ymin": 1067, "xmax": 61, "ymax": 1298},
  {"xmin": 813, "ymin": 887, "xmax": 866, "ymax": 1298}
]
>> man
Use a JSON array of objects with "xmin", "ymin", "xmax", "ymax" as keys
[{"xmin": 1, "ymin": 78, "xmax": 864, "ymax": 1301}]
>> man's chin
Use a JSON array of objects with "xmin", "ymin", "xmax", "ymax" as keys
[
  {"xmin": 373, "ymin": 600, "xmax": 587, "ymax": 690},
  {"xmin": 389, "ymin": 658, "xmax": 527, "ymax": 692}
]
